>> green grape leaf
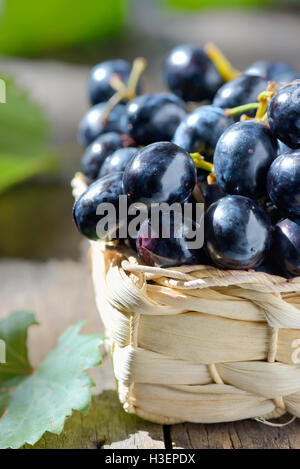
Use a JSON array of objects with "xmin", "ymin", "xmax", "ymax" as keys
[
  {"xmin": 0, "ymin": 76, "xmax": 48, "ymax": 156},
  {"xmin": 0, "ymin": 390, "xmax": 10, "ymax": 417},
  {"xmin": 0, "ymin": 315, "xmax": 102, "ymax": 449},
  {"xmin": 0, "ymin": 153, "xmax": 58, "ymax": 195},
  {"xmin": 0, "ymin": 75, "xmax": 58, "ymax": 193},
  {"xmin": 0, "ymin": 311, "xmax": 37, "ymax": 387}
]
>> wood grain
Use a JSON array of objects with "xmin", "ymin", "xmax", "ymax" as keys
[{"xmin": 170, "ymin": 420, "xmax": 300, "ymax": 449}]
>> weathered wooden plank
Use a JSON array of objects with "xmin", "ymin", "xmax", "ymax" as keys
[
  {"xmin": 25, "ymin": 389, "xmax": 165, "ymax": 449},
  {"xmin": 170, "ymin": 419, "xmax": 300, "ymax": 449},
  {"xmin": 170, "ymin": 423, "xmax": 236, "ymax": 449}
]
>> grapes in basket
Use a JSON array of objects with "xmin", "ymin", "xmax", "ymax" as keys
[{"xmin": 73, "ymin": 43, "xmax": 300, "ymax": 278}]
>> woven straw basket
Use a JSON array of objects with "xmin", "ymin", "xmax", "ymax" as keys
[{"xmin": 72, "ymin": 173, "xmax": 300, "ymax": 426}]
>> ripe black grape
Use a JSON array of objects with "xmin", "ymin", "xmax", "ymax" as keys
[
  {"xmin": 164, "ymin": 44, "xmax": 224, "ymax": 102},
  {"xmin": 205, "ymin": 195, "xmax": 271, "ymax": 270},
  {"xmin": 78, "ymin": 103, "xmax": 127, "ymax": 147},
  {"xmin": 123, "ymin": 142, "xmax": 196, "ymax": 205},
  {"xmin": 213, "ymin": 75, "xmax": 267, "ymax": 120},
  {"xmin": 81, "ymin": 132, "xmax": 126, "ymax": 180},
  {"xmin": 73, "ymin": 172, "xmax": 126, "ymax": 241},
  {"xmin": 172, "ymin": 105, "xmax": 233, "ymax": 160},
  {"xmin": 272, "ymin": 218, "xmax": 300, "ymax": 277},
  {"xmin": 267, "ymin": 150, "xmax": 300, "ymax": 218},
  {"xmin": 136, "ymin": 213, "xmax": 204, "ymax": 268},
  {"xmin": 278, "ymin": 140, "xmax": 292, "ymax": 155},
  {"xmin": 98, "ymin": 147, "xmax": 138, "ymax": 178},
  {"xmin": 214, "ymin": 120, "xmax": 278, "ymax": 199},
  {"xmin": 244, "ymin": 61, "xmax": 299, "ymax": 83},
  {"xmin": 124, "ymin": 93, "xmax": 187, "ymax": 146},
  {"xmin": 268, "ymin": 83, "xmax": 300, "ymax": 149},
  {"xmin": 88, "ymin": 59, "xmax": 139, "ymax": 105}
]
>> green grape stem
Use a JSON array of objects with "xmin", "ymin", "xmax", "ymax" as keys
[
  {"xmin": 101, "ymin": 57, "xmax": 147, "ymax": 124},
  {"xmin": 225, "ymin": 102, "xmax": 259, "ymax": 117},
  {"xmin": 190, "ymin": 153, "xmax": 214, "ymax": 172},
  {"xmin": 204, "ymin": 42, "xmax": 241, "ymax": 82}
]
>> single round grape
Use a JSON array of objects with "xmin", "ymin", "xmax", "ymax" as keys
[
  {"xmin": 98, "ymin": 147, "xmax": 138, "ymax": 178},
  {"xmin": 214, "ymin": 120, "xmax": 278, "ymax": 199},
  {"xmin": 81, "ymin": 132, "xmax": 126, "ymax": 180},
  {"xmin": 73, "ymin": 172, "xmax": 125, "ymax": 241},
  {"xmin": 164, "ymin": 44, "xmax": 224, "ymax": 102},
  {"xmin": 244, "ymin": 60, "xmax": 300, "ymax": 83},
  {"xmin": 205, "ymin": 195, "xmax": 271, "ymax": 270},
  {"xmin": 267, "ymin": 150, "xmax": 300, "ymax": 218},
  {"xmin": 124, "ymin": 93, "xmax": 187, "ymax": 146},
  {"xmin": 78, "ymin": 103, "xmax": 127, "ymax": 147},
  {"xmin": 123, "ymin": 142, "xmax": 196, "ymax": 205},
  {"xmin": 272, "ymin": 218, "xmax": 300, "ymax": 277},
  {"xmin": 88, "ymin": 59, "xmax": 139, "ymax": 105},
  {"xmin": 136, "ymin": 213, "xmax": 204, "ymax": 267},
  {"xmin": 172, "ymin": 105, "xmax": 233, "ymax": 160},
  {"xmin": 213, "ymin": 75, "xmax": 268, "ymax": 120},
  {"xmin": 268, "ymin": 83, "xmax": 300, "ymax": 149}
]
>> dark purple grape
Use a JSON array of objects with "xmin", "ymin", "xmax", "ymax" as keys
[
  {"xmin": 278, "ymin": 140, "xmax": 292, "ymax": 155},
  {"xmin": 136, "ymin": 213, "xmax": 204, "ymax": 267},
  {"xmin": 123, "ymin": 142, "xmax": 196, "ymax": 205},
  {"xmin": 124, "ymin": 93, "xmax": 187, "ymax": 146},
  {"xmin": 81, "ymin": 132, "xmax": 127, "ymax": 180},
  {"xmin": 164, "ymin": 44, "xmax": 224, "ymax": 102},
  {"xmin": 267, "ymin": 205, "xmax": 285, "ymax": 226},
  {"xmin": 244, "ymin": 61, "xmax": 300, "ymax": 83},
  {"xmin": 254, "ymin": 258, "xmax": 280, "ymax": 276},
  {"xmin": 197, "ymin": 178, "xmax": 225, "ymax": 209},
  {"xmin": 73, "ymin": 172, "xmax": 126, "ymax": 241},
  {"xmin": 267, "ymin": 150, "xmax": 300, "ymax": 218},
  {"xmin": 78, "ymin": 103, "xmax": 127, "ymax": 147},
  {"xmin": 213, "ymin": 75, "xmax": 268, "ymax": 120},
  {"xmin": 268, "ymin": 83, "xmax": 300, "ymax": 149},
  {"xmin": 272, "ymin": 218, "xmax": 300, "ymax": 277},
  {"xmin": 88, "ymin": 59, "xmax": 141, "ymax": 105},
  {"xmin": 98, "ymin": 147, "xmax": 138, "ymax": 178},
  {"xmin": 172, "ymin": 105, "xmax": 233, "ymax": 160},
  {"xmin": 205, "ymin": 195, "xmax": 271, "ymax": 270},
  {"xmin": 214, "ymin": 120, "xmax": 278, "ymax": 199}
]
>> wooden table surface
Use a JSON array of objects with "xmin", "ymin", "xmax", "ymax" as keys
[{"xmin": 1, "ymin": 254, "xmax": 299, "ymax": 449}]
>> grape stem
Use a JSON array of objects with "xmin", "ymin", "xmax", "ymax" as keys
[
  {"xmin": 207, "ymin": 173, "xmax": 217, "ymax": 185},
  {"xmin": 226, "ymin": 83, "xmax": 279, "ymax": 124},
  {"xmin": 225, "ymin": 102, "xmax": 259, "ymax": 117},
  {"xmin": 204, "ymin": 42, "xmax": 241, "ymax": 82},
  {"xmin": 255, "ymin": 84, "xmax": 278, "ymax": 121},
  {"xmin": 101, "ymin": 57, "xmax": 147, "ymax": 123},
  {"xmin": 190, "ymin": 153, "xmax": 214, "ymax": 172}
]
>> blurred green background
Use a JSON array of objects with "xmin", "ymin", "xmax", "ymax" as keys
[
  {"xmin": 0, "ymin": 0, "xmax": 299, "ymax": 259},
  {"xmin": 0, "ymin": 0, "xmax": 125, "ymax": 56}
]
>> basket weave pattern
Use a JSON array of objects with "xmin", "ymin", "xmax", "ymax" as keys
[{"xmin": 73, "ymin": 174, "xmax": 300, "ymax": 425}]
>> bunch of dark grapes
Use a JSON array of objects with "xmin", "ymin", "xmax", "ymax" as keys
[{"xmin": 73, "ymin": 43, "xmax": 300, "ymax": 277}]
